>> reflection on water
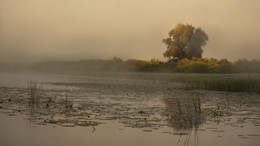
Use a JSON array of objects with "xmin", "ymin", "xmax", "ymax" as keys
[
  {"xmin": 0, "ymin": 73, "xmax": 260, "ymax": 146},
  {"xmin": 164, "ymin": 95, "xmax": 204, "ymax": 131},
  {"xmin": 163, "ymin": 95, "xmax": 204, "ymax": 145},
  {"xmin": 162, "ymin": 92, "xmax": 235, "ymax": 145}
]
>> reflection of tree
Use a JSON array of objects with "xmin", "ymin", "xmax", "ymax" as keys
[
  {"xmin": 163, "ymin": 96, "xmax": 205, "ymax": 145},
  {"xmin": 164, "ymin": 96, "xmax": 205, "ymax": 130}
]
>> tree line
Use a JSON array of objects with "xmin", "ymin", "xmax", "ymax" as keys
[
  {"xmin": 22, "ymin": 57, "xmax": 259, "ymax": 74},
  {"xmin": 0, "ymin": 57, "xmax": 259, "ymax": 74},
  {"xmin": 0, "ymin": 23, "xmax": 259, "ymax": 74}
]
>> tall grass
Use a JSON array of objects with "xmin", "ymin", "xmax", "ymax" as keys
[
  {"xmin": 165, "ymin": 96, "xmax": 204, "ymax": 131},
  {"xmin": 27, "ymin": 81, "xmax": 44, "ymax": 107},
  {"xmin": 164, "ymin": 94, "xmax": 232, "ymax": 145},
  {"xmin": 27, "ymin": 81, "xmax": 44, "ymax": 125},
  {"xmin": 171, "ymin": 74, "xmax": 260, "ymax": 93},
  {"xmin": 72, "ymin": 72, "xmax": 260, "ymax": 93},
  {"xmin": 164, "ymin": 96, "xmax": 204, "ymax": 146},
  {"xmin": 64, "ymin": 86, "xmax": 73, "ymax": 109}
]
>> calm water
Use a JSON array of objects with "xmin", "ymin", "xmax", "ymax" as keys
[{"xmin": 0, "ymin": 72, "xmax": 260, "ymax": 146}]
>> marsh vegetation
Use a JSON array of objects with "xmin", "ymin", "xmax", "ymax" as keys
[
  {"xmin": 0, "ymin": 1, "xmax": 260, "ymax": 145},
  {"xmin": 0, "ymin": 73, "xmax": 259, "ymax": 146}
]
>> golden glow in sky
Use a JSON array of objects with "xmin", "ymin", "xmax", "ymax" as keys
[{"xmin": 0, "ymin": 0, "xmax": 260, "ymax": 63}]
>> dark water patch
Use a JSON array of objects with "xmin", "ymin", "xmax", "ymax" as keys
[
  {"xmin": 197, "ymin": 128, "xmax": 206, "ymax": 131},
  {"xmin": 239, "ymin": 136, "xmax": 252, "ymax": 139},
  {"xmin": 7, "ymin": 113, "xmax": 16, "ymax": 116},
  {"xmin": 211, "ymin": 130, "xmax": 226, "ymax": 132},
  {"xmin": 162, "ymin": 131, "xmax": 172, "ymax": 134},
  {"xmin": 173, "ymin": 132, "xmax": 189, "ymax": 135},
  {"xmin": 143, "ymin": 129, "xmax": 153, "ymax": 132},
  {"xmin": 247, "ymin": 134, "xmax": 259, "ymax": 136},
  {"xmin": 206, "ymin": 127, "xmax": 218, "ymax": 129}
]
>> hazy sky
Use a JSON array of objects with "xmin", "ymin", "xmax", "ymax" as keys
[{"xmin": 0, "ymin": 0, "xmax": 260, "ymax": 63}]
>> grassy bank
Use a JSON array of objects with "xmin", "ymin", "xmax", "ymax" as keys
[
  {"xmin": 168, "ymin": 74, "xmax": 260, "ymax": 93},
  {"xmin": 68, "ymin": 72, "xmax": 260, "ymax": 93}
]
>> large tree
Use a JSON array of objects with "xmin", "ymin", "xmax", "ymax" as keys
[{"xmin": 162, "ymin": 23, "xmax": 208, "ymax": 60}]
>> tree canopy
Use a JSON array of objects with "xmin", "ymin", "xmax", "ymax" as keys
[{"xmin": 162, "ymin": 23, "xmax": 208, "ymax": 60}]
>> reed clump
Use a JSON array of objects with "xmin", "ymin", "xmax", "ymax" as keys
[
  {"xmin": 27, "ymin": 81, "xmax": 44, "ymax": 107},
  {"xmin": 189, "ymin": 78, "xmax": 260, "ymax": 93},
  {"xmin": 164, "ymin": 96, "xmax": 205, "ymax": 131},
  {"xmin": 63, "ymin": 87, "xmax": 73, "ymax": 110}
]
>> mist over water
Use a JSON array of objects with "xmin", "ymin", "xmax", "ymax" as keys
[
  {"xmin": 0, "ymin": 0, "xmax": 260, "ymax": 64},
  {"xmin": 1, "ymin": 2, "xmax": 260, "ymax": 146}
]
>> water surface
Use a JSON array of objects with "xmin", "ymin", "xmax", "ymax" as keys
[{"xmin": 0, "ymin": 73, "xmax": 260, "ymax": 146}]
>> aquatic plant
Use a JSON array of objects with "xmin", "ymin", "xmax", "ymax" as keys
[
  {"xmin": 27, "ymin": 81, "xmax": 44, "ymax": 107},
  {"xmin": 164, "ymin": 96, "xmax": 205, "ymax": 131},
  {"xmin": 163, "ymin": 95, "xmax": 204, "ymax": 146},
  {"xmin": 64, "ymin": 87, "xmax": 73, "ymax": 109},
  {"xmin": 27, "ymin": 81, "xmax": 45, "ymax": 126},
  {"xmin": 163, "ymin": 92, "xmax": 233, "ymax": 146},
  {"xmin": 164, "ymin": 73, "xmax": 260, "ymax": 93}
]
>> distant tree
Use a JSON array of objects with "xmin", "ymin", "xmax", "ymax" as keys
[
  {"xmin": 162, "ymin": 23, "xmax": 208, "ymax": 60},
  {"xmin": 112, "ymin": 57, "xmax": 123, "ymax": 63}
]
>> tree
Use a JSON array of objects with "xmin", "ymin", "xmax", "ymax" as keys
[{"xmin": 162, "ymin": 23, "xmax": 208, "ymax": 60}]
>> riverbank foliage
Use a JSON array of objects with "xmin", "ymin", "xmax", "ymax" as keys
[
  {"xmin": 28, "ymin": 57, "xmax": 260, "ymax": 74},
  {"xmin": 1, "ymin": 57, "xmax": 259, "ymax": 74}
]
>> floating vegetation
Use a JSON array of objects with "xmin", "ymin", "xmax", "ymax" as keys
[{"xmin": 0, "ymin": 74, "xmax": 259, "ymax": 146}]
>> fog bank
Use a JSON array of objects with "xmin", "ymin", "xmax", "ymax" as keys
[{"xmin": 0, "ymin": 0, "xmax": 260, "ymax": 64}]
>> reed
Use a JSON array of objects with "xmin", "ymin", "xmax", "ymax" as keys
[
  {"xmin": 165, "ymin": 73, "xmax": 260, "ymax": 93},
  {"xmin": 164, "ymin": 96, "xmax": 205, "ymax": 131},
  {"xmin": 63, "ymin": 87, "xmax": 73, "ymax": 109},
  {"xmin": 27, "ymin": 81, "xmax": 43, "ymax": 107}
]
